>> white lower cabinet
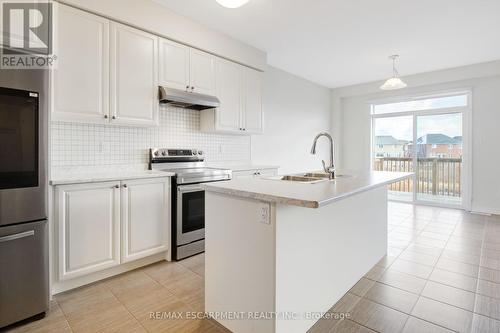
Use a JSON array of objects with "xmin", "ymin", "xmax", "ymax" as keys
[
  {"xmin": 55, "ymin": 178, "xmax": 170, "ymax": 281},
  {"xmin": 121, "ymin": 178, "xmax": 169, "ymax": 263},
  {"xmin": 56, "ymin": 181, "xmax": 121, "ymax": 280}
]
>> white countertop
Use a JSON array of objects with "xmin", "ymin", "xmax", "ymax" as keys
[
  {"xmin": 203, "ymin": 171, "xmax": 412, "ymax": 208},
  {"xmin": 50, "ymin": 169, "xmax": 174, "ymax": 185},
  {"xmin": 206, "ymin": 162, "xmax": 279, "ymax": 172},
  {"xmin": 49, "ymin": 162, "xmax": 277, "ymax": 185}
]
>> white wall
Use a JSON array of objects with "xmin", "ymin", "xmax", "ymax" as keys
[
  {"xmin": 252, "ymin": 66, "xmax": 332, "ymax": 174},
  {"xmin": 59, "ymin": 0, "xmax": 266, "ymax": 70},
  {"xmin": 331, "ymin": 60, "xmax": 500, "ymax": 215}
]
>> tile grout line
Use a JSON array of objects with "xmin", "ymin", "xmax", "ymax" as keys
[
  {"xmin": 105, "ymin": 282, "xmax": 151, "ymax": 333},
  {"xmin": 384, "ymin": 213, "xmax": 416, "ymax": 332},
  {"xmin": 404, "ymin": 211, "xmax": 470, "ymax": 333},
  {"xmin": 410, "ymin": 216, "xmax": 468, "ymax": 332},
  {"xmin": 52, "ymin": 298, "xmax": 75, "ymax": 333},
  {"xmin": 370, "ymin": 211, "xmax": 422, "ymax": 332}
]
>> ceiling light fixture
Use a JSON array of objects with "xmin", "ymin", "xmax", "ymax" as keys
[
  {"xmin": 380, "ymin": 55, "xmax": 407, "ymax": 90},
  {"xmin": 215, "ymin": 0, "xmax": 250, "ymax": 8}
]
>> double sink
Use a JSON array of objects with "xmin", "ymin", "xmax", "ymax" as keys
[{"xmin": 267, "ymin": 172, "xmax": 352, "ymax": 184}]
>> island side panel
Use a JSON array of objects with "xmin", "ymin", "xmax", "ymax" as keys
[
  {"xmin": 205, "ymin": 192, "xmax": 277, "ymax": 333},
  {"xmin": 274, "ymin": 186, "xmax": 388, "ymax": 333}
]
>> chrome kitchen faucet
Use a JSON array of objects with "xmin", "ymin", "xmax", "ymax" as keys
[{"xmin": 310, "ymin": 132, "xmax": 336, "ymax": 179}]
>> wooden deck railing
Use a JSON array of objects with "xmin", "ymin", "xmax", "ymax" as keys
[{"xmin": 374, "ymin": 157, "xmax": 462, "ymax": 197}]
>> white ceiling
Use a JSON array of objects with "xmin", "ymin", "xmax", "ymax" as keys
[{"xmin": 154, "ymin": 0, "xmax": 500, "ymax": 88}]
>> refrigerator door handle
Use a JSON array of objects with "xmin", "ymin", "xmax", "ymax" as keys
[{"xmin": 0, "ymin": 230, "xmax": 35, "ymax": 243}]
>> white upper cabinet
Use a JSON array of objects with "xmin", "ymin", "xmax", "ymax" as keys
[
  {"xmin": 200, "ymin": 59, "xmax": 263, "ymax": 135},
  {"xmin": 121, "ymin": 178, "xmax": 169, "ymax": 263},
  {"xmin": 56, "ymin": 181, "xmax": 121, "ymax": 280},
  {"xmin": 51, "ymin": 4, "xmax": 109, "ymax": 123},
  {"xmin": 214, "ymin": 58, "xmax": 242, "ymax": 132},
  {"xmin": 159, "ymin": 38, "xmax": 190, "ymax": 91},
  {"xmin": 189, "ymin": 49, "xmax": 215, "ymax": 95},
  {"xmin": 110, "ymin": 23, "xmax": 159, "ymax": 126},
  {"xmin": 51, "ymin": 5, "xmax": 262, "ymax": 131},
  {"xmin": 159, "ymin": 38, "xmax": 215, "ymax": 95},
  {"xmin": 242, "ymin": 68, "xmax": 263, "ymax": 134}
]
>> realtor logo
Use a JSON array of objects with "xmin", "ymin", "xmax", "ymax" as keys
[{"xmin": 1, "ymin": 1, "xmax": 55, "ymax": 68}]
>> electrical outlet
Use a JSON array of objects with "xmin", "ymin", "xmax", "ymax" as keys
[{"xmin": 260, "ymin": 203, "xmax": 270, "ymax": 224}]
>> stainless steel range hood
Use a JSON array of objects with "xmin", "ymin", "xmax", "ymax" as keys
[{"xmin": 159, "ymin": 86, "xmax": 220, "ymax": 110}]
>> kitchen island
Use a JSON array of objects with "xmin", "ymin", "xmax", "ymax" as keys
[{"xmin": 203, "ymin": 171, "xmax": 411, "ymax": 333}]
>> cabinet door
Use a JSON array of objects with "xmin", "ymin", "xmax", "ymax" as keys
[
  {"xmin": 51, "ymin": 4, "xmax": 109, "ymax": 123},
  {"xmin": 56, "ymin": 182, "xmax": 120, "ymax": 280},
  {"xmin": 242, "ymin": 68, "xmax": 264, "ymax": 134},
  {"xmin": 189, "ymin": 49, "xmax": 215, "ymax": 95},
  {"xmin": 215, "ymin": 58, "xmax": 242, "ymax": 132},
  {"xmin": 159, "ymin": 38, "xmax": 190, "ymax": 91},
  {"xmin": 121, "ymin": 178, "xmax": 169, "ymax": 263},
  {"xmin": 110, "ymin": 23, "xmax": 159, "ymax": 126}
]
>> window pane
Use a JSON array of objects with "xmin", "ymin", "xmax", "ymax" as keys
[
  {"xmin": 373, "ymin": 116, "xmax": 414, "ymax": 202},
  {"xmin": 416, "ymin": 113, "xmax": 462, "ymax": 206},
  {"xmin": 373, "ymin": 94, "xmax": 468, "ymax": 115}
]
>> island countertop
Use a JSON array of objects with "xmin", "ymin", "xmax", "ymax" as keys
[{"xmin": 203, "ymin": 171, "xmax": 412, "ymax": 208}]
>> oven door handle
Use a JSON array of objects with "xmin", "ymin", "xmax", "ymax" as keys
[{"xmin": 178, "ymin": 184, "xmax": 204, "ymax": 194}]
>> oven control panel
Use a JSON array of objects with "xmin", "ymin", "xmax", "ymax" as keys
[{"xmin": 150, "ymin": 148, "xmax": 204, "ymax": 162}]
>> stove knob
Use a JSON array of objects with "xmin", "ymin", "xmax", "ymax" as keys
[
  {"xmin": 153, "ymin": 151, "xmax": 159, "ymax": 156},
  {"xmin": 198, "ymin": 151, "xmax": 203, "ymax": 155},
  {"xmin": 192, "ymin": 151, "xmax": 196, "ymax": 155},
  {"xmin": 161, "ymin": 151, "xmax": 167, "ymax": 156}
]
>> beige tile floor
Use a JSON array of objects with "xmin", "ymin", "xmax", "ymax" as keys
[
  {"xmin": 309, "ymin": 202, "xmax": 500, "ymax": 333},
  {"xmin": 5, "ymin": 202, "xmax": 500, "ymax": 333}
]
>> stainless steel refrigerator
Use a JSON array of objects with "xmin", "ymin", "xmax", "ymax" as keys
[{"xmin": 0, "ymin": 69, "xmax": 49, "ymax": 328}]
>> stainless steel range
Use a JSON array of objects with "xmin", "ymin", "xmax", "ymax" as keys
[{"xmin": 149, "ymin": 148, "xmax": 231, "ymax": 260}]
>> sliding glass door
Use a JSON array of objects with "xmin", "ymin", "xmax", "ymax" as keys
[
  {"xmin": 371, "ymin": 92, "xmax": 469, "ymax": 208},
  {"xmin": 416, "ymin": 113, "xmax": 463, "ymax": 205}
]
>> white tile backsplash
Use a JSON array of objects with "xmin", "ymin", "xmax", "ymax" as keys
[{"xmin": 50, "ymin": 106, "xmax": 250, "ymax": 168}]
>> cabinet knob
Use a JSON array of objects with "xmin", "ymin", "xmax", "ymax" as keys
[
  {"xmin": 112, "ymin": 116, "xmax": 116, "ymax": 120},
  {"xmin": 104, "ymin": 115, "xmax": 108, "ymax": 119},
  {"xmin": 186, "ymin": 85, "xmax": 190, "ymax": 90},
  {"xmin": 123, "ymin": 184, "xmax": 127, "ymax": 188},
  {"xmin": 191, "ymin": 86, "xmax": 194, "ymax": 90},
  {"xmin": 114, "ymin": 185, "xmax": 119, "ymax": 188}
]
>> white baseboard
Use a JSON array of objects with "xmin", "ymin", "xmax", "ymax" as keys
[{"xmin": 471, "ymin": 206, "xmax": 500, "ymax": 216}]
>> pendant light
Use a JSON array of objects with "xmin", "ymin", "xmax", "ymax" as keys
[
  {"xmin": 380, "ymin": 55, "xmax": 407, "ymax": 90},
  {"xmin": 216, "ymin": 0, "xmax": 250, "ymax": 8}
]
